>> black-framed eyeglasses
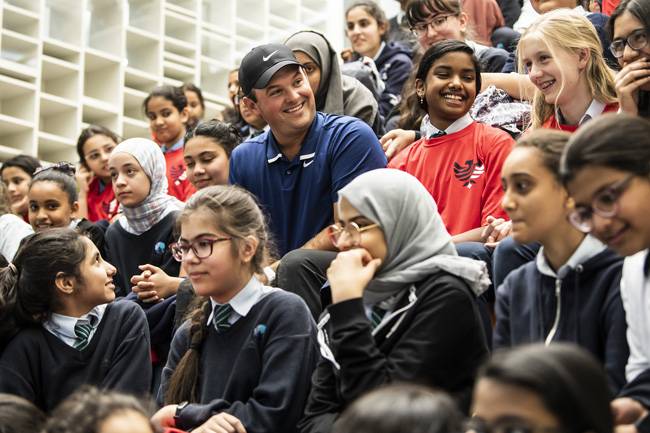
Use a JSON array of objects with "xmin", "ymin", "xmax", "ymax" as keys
[
  {"xmin": 464, "ymin": 417, "xmax": 566, "ymax": 433},
  {"xmin": 610, "ymin": 28, "xmax": 648, "ymax": 58},
  {"xmin": 170, "ymin": 237, "xmax": 232, "ymax": 262},
  {"xmin": 410, "ymin": 14, "xmax": 454, "ymax": 37},
  {"xmin": 568, "ymin": 174, "xmax": 635, "ymax": 233},
  {"xmin": 328, "ymin": 221, "xmax": 379, "ymax": 248}
]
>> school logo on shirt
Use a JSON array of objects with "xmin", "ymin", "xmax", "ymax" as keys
[
  {"xmin": 170, "ymin": 163, "xmax": 185, "ymax": 183},
  {"xmin": 453, "ymin": 160, "xmax": 484, "ymax": 189}
]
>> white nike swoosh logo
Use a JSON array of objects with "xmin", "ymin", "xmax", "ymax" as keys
[
  {"xmin": 303, "ymin": 160, "xmax": 314, "ymax": 168},
  {"xmin": 263, "ymin": 50, "xmax": 279, "ymax": 62}
]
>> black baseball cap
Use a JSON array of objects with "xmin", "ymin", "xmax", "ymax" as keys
[{"xmin": 239, "ymin": 43, "xmax": 301, "ymax": 96}]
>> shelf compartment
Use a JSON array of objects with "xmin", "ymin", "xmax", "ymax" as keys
[
  {"xmin": 270, "ymin": 0, "xmax": 299, "ymax": 21},
  {"xmin": 0, "ymin": 74, "xmax": 36, "ymax": 122},
  {"xmin": 82, "ymin": 100, "xmax": 119, "ymax": 132},
  {"xmin": 199, "ymin": 59, "xmax": 230, "ymax": 103},
  {"xmin": 164, "ymin": 36, "xmax": 196, "ymax": 60},
  {"xmin": 236, "ymin": 0, "xmax": 266, "ymax": 27},
  {"xmin": 37, "ymin": 143, "xmax": 77, "ymax": 166},
  {"xmin": 203, "ymin": 99, "xmax": 226, "ymax": 121},
  {"xmin": 235, "ymin": 35, "xmax": 258, "ymax": 59},
  {"xmin": 5, "ymin": 0, "xmax": 41, "ymax": 14},
  {"xmin": 122, "ymin": 116, "xmax": 149, "ymax": 139},
  {"xmin": 38, "ymin": 131, "xmax": 75, "ymax": 152},
  {"xmin": 0, "ymin": 29, "xmax": 39, "ymax": 75},
  {"xmin": 163, "ymin": 51, "xmax": 195, "ymax": 68},
  {"xmin": 41, "ymin": 55, "xmax": 80, "ymax": 101},
  {"xmin": 86, "ymin": 0, "xmax": 126, "ymax": 57},
  {"xmin": 84, "ymin": 49, "xmax": 122, "ymax": 109},
  {"xmin": 201, "ymin": 0, "xmax": 233, "ymax": 35},
  {"xmin": 126, "ymin": 0, "xmax": 161, "ymax": 34},
  {"xmin": 42, "ymin": 38, "xmax": 81, "ymax": 64},
  {"xmin": 2, "ymin": 3, "xmax": 41, "ymax": 39},
  {"xmin": 201, "ymin": 31, "xmax": 231, "ymax": 62},
  {"xmin": 43, "ymin": 0, "xmax": 82, "ymax": 47},
  {"xmin": 0, "ymin": 144, "xmax": 25, "ymax": 161},
  {"xmin": 235, "ymin": 18, "xmax": 265, "ymax": 42},
  {"xmin": 163, "ymin": 60, "xmax": 195, "ymax": 83},
  {"xmin": 123, "ymin": 87, "xmax": 148, "ymax": 120},
  {"xmin": 39, "ymin": 93, "xmax": 78, "ymax": 138},
  {"xmin": 164, "ymin": 10, "xmax": 197, "ymax": 45},
  {"xmin": 126, "ymin": 27, "xmax": 161, "ymax": 76},
  {"xmin": 162, "ymin": 76, "xmax": 183, "ymax": 87},
  {"xmin": 165, "ymin": 1, "xmax": 198, "ymax": 18},
  {"xmin": 125, "ymin": 67, "xmax": 159, "ymax": 93}
]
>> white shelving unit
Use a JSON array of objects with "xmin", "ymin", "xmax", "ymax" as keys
[{"xmin": 0, "ymin": 0, "xmax": 344, "ymax": 164}]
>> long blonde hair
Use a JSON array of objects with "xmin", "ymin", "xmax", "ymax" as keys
[{"xmin": 517, "ymin": 9, "xmax": 616, "ymax": 129}]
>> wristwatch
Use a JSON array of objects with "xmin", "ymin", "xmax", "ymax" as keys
[
  {"xmin": 636, "ymin": 415, "xmax": 650, "ymax": 433},
  {"xmin": 173, "ymin": 401, "xmax": 189, "ymax": 427}
]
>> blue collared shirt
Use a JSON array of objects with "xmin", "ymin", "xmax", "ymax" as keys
[
  {"xmin": 161, "ymin": 137, "xmax": 184, "ymax": 154},
  {"xmin": 43, "ymin": 304, "xmax": 107, "ymax": 348},
  {"xmin": 229, "ymin": 112, "xmax": 387, "ymax": 255},
  {"xmin": 208, "ymin": 276, "xmax": 279, "ymax": 326}
]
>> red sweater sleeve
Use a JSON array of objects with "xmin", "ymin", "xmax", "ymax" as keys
[{"xmin": 478, "ymin": 127, "xmax": 514, "ymax": 225}]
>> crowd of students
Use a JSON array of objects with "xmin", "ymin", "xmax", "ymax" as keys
[{"xmin": 0, "ymin": 0, "xmax": 650, "ymax": 432}]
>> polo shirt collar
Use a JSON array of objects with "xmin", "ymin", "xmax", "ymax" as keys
[
  {"xmin": 161, "ymin": 137, "xmax": 184, "ymax": 154},
  {"xmin": 421, "ymin": 113, "xmax": 473, "ymax": 138},
  {"xmin": 266, "ymin": 112, "xmax": 321, "ymax": 165},
  {"xmin": 556, "ymin": 99, "xmax": 606, "ymax": 127}
]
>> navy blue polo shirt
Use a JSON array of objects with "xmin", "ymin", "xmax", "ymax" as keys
[{"xmin": 229, "ymin": 111, "xmax": 387, "ymax": 256}]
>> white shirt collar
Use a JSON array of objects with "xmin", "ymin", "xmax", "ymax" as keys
[
  {"xmin": 557, "ymin": 99, "xmax": 606, "ymax": 126},
  {"xmin": 421, "ymin": 113, "xmax": 474, "ymax": 138},
  {"xmin": 536, "ymin": 235, "xmax": 607, "ymax": 278},
  {"xmin": 573, "ymin": 5, "xmax": 589, "ymax": 16},
  {"xmin": 208, "ymin": 276, "xmax": 279, "ymax": 325},
  {"xmin": 373, "ymin": 42, "xmax": 386, "ymax": 61},
  {"xmin": 43, "ymin": 304, "xmax": 107, "ymax": 346}
]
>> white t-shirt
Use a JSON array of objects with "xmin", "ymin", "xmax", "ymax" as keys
[
  {"xmin": 0, "ymin": 213, "xmax": 33, "ymax": 261},
  {"xmin": 621, "ymin": 249, "xmax": 650, "ymax": 382}
]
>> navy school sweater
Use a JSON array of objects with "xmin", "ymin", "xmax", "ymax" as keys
[
  {"xmin": 494, "ymin": 248, "xmax": 628, "ymax": 393},
  {"xmin": 158, "ymin": 290, "xmax": 318, "ymax": 433},
  {"xmin": 105, "ymin": 211, "xmax": 180, "ymax": 297},
  {"xmin": 299, "ymin": 271, "xmax": 489, "ymax": 433},
  {"xmin": 0, "ymin": 300, "xmax": 151, "ymax": 412},
  {"xmin": 374, "ymin": 42, "xmax": 413, "ymax": 118}
]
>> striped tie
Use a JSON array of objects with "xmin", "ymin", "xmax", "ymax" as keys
[
  {"xmin": 212, "ymin": 304, "xmax": 233, "ymax": 333},
  {"xmin": 370, "ymin": 305, "xmax": 387, "ymax": 329},
  {"xmin": 73, "ymin": 319, "xmax": 94, "ymax": 350}
]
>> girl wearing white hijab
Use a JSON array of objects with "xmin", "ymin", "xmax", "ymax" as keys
[
  {"xmin": 105, "ymin": 137, "xmax": 184, "ymax": 299},
  {"xmin": 299, "ymin": 168, "xmax": 490, "ymax": 433},
  {"xmin": 285, "ymin": 30, "xmax": 382, "ymax": 134}
]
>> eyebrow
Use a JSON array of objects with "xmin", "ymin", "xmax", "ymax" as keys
[
  {"xmin": 179, "ymin": 233, "xmax": 220, "ymax": 242},
  {"xmin": 336, "ymin": 215, "xmax": 371, "ymax": 225}
]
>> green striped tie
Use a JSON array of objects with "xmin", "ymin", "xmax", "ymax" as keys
[
  {"xmin": 370, "ymin": 305, "xmax": 387, "ymax": 329},
  {"xmin": 73, "ymin": 320, "xmax": 94, "ymax": 350},
  {"xmin": 213, "ymin": 304, "xmax": 233, "ymax": 333}
]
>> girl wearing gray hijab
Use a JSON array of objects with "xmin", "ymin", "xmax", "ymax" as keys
[
  {"xmin": 299, "ymin": 168, "xmax": 490, "ymax": 433},
  {"xmin": 285, "ymin": 30, "xmax": 382, "ymax": 135}
]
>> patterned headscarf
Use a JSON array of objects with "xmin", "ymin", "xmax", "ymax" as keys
[{"xmin": 112, "ymin": 138, "xmax": 184, "ymax": 235}]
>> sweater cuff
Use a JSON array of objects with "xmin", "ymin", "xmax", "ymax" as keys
[{"xmin": 328, "ymin": 298, "xmax": 368, "ymax": 331}]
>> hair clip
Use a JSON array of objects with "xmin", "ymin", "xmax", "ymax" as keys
[{"xmin": 34, "ymin": 161, "xmax": 76, "ymax": 176}]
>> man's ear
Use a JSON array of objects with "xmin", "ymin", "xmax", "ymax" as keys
[
  {"xmin": 238, "ymin": 235, "xmax": 259, "ymax": 265},
  {"xmin": 54, "ymin": 271, "xmax": 75, "ymax": 296},
  {"xmin": 242, "ymin": 95, "xmax": 262, "ymax": 117}
]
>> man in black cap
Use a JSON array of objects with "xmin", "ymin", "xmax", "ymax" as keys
[{"xmin": 229, "ymin": 43, "xmax": 386, "ymax": 286}]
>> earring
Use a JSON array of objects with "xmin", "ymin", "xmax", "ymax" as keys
[{"xmin": 418, "ymin": 95, "xmax": 424, "ymax": 105}]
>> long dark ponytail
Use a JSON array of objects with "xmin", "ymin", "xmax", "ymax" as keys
[{"xmin": 0, "ymin": 229, "xmax": 87, "ymax": 348}]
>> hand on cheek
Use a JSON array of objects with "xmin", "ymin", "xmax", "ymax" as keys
[{"xmin": 327, "ymin": 248, "xmax": 382, "ymax": 304}]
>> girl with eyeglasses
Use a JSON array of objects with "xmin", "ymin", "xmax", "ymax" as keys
[
  {"xmin": 344, "ymin": 1, "xmax": 414, "ymax": 120},
  {"xmin": 608, "ymin": 0, "xmax": 650, "ymax": 118},
  {"xmin": 471, "ymin": 344, "xmax": 613, "ymax": 433},
  {"xmin": 495, "ymin": 128, "xmax": 628, "ymax": 393},
  {"xmin": 299, "ymin": 168, "xmax": 489, "ymax": 433},
  {"xmin": 561, "ymin": 113, "xmax": 650, "ymax": 433},
  {"xmin": 152, "ymin": 185, "xmax": 317, "ymax": 433}
]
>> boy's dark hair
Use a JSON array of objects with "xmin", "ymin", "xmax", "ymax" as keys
[
  {"xmin": 76, "ymin": 125, "xmax": 120, "ymax": 167},
  {"xmin": 184, "ymin": 119, "xmax": 243, "ymax": 157},
  {"xmin": 181, "ymin": 83, "xmax": 206, "ymax": 110},
  {"xmin": 0, "ymin": 393, "xmax": 46, "ymax": 433},
  {"xmin": 415, "ymin": 40, "xmax": 482, "ymax": 112},
  {"xmin": 143, "ymin": 84, "xmax": 188, "ymax": 115},
  {"xmin": 479, "ymin": 344, "xmax": 613, "ymax": 433},
  {"xmin": 561, "ymin": 113, "xmax": 650, "ymax": 183},
  {"xmin": 0, "ymin": 229, "xmax": 87, "ymax": 347},
  {"xmin": 334, "ymin": 383, "xmax": 463, "ymax": 433},
  {"xmin": 31, "ymin": 162, "xmax": 78, "ymax": 205},
  {"xmin": 43, "ymin": 386, "xmax": 155, "ymax": 433},
  {"xmin": 0, "ymin": 155, "xmax": 41, "ymax": 178},
  {"xmin": 607, "ymin": 0, "xmax": 650, "ymax": 117}
]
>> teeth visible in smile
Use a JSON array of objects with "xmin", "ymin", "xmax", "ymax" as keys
[
  {"xmin": 540, "ymin": 80, "xmax": 555, "ymax": 90},
  {"xmin": 443, "ymin": 94, "xmax": 463, "ymax": 101},
  {"xmin": 286, "ymin": 103, "xmax": 303, "ymax": 113}
]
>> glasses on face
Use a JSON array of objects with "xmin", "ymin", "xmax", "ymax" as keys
[
  {"xmin": 170, "ymin": 237, "xmax": 232, "ymax": 262},
  {"xmin": 328, "ymin": 221, "xmax": 379, "ymax": 248},
  {"xmin": 568, "ymin": 174, "xmax": 635, "ymax": 233},
  {"xmin": 410, "ymin": 14, "xmax": 453, "ymax": 37},
  {"xmin": 610, "ymin": 28, "xmax": 648, "ymax": 58},
  {"xmin": 465, "ymin": 417, "xmax": 564, "ymax": 433}
]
